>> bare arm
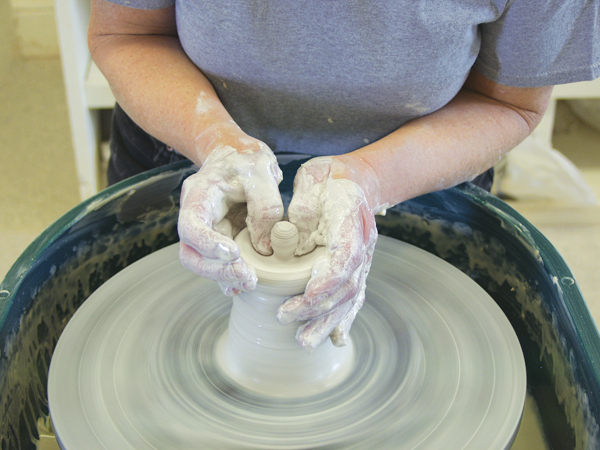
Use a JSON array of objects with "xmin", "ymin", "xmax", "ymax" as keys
[
  {"xmin": 282, "ymin": 73, "xmax": 552, "ymax": 349},
  {"xmin": 88, "ymin": 0, "xmax": 259, "ymax": 166},
  {"xmin": 335, "ymin": 69, "xmax": 553, "ymax": 207}
]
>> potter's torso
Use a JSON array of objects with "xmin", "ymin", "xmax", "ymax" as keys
[{"xmin": 176, "ymin": 1, "xmax": 494, "ymax": 155}]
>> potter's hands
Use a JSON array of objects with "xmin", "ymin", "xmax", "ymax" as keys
[
  {"xmin": 277, "ymin": 156, "xmax": 386, "ymax": 352},
  {"xmin": 178, "ymin": 141, "xmax": 284, "ymax": 296}
]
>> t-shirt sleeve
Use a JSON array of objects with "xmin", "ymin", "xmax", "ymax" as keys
[
  {"xmin": 474, "ymin": 0, "xmax": 600, "ymax": 87},
  {"xmin": 106, "ymin": 0, "xmax": 174, "ymax": 9}
]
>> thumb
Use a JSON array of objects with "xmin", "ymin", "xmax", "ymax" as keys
[{"xmin": 244, "ymin": 175, "xmax": 285, "ymax": 256}]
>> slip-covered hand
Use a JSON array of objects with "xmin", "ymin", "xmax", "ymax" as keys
[
  {"xmin": 277, "ymin": 156, "xmax": 384, "ymax": 352},
  {"xmin": 178, "ymin": 141, "xmax": 284, "ymax": 296}
]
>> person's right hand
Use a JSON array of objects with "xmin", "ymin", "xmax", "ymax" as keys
[{"xmin": 178, "ymin": 139, "xmax": 284, "ymax": 296}]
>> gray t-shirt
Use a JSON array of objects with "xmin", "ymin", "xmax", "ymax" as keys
[{"xmin": 107, "ymin": 0, "xmax": 599, "ymax": 156}]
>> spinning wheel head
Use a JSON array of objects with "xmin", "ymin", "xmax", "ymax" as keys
[{"xmin": 48, "ymin": 237, "xmax": 525, "ymax": 450}]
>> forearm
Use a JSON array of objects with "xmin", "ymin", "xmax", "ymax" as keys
[
  {"xmin": 335, "ymin": 72, "xmax": 553, "ymax": 209},
  {"xmin": 88, "ymin": 1, "xmax": 247, "ymax": 165}
]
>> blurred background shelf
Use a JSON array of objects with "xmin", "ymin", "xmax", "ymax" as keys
[
  {"xmin": 86, "ymin": 60, "xmax": 115, "ymax": 109},
  {"xmin": 55, "ymin": 0, "xmax": 114, "ymax": 200}
]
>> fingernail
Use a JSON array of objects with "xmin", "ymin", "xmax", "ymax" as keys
[
  {"xmin": 253, "ymin": 238, "xmax": 271, "ymax": 256},
  {"xmin": 331, "ymin": 333, "xmax": 347, "ymax": 347},
  {"xmin": 242, "ymin": 278, "xmax": 256, "ymax": 291},
  {"xmin": 216, "ymin": 242, "xmax": 236, "ymax": 261},
  {"xmin": 320, "ymin": 299, "xmax": 333, "ymax": 311},
  {"xmin": 299, "ymin": 342, "xmax": 315, "ymax": 354},
  {"xmin": 218, "ymin": 283, "xmax": 241, "ymax": 297},
  {"xmin": 277, "ymin": 310, "xmax": 296, "ymax": 325},
  {"xmin": 297, "ymin": 335, "xmax": 317, "ymax": 354},
  {"xmin": 313, "ymin": 293, "xmax": 329, "ymax": 305}
]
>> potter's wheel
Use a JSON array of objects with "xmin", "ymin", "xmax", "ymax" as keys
[{"xmin": 48, "ymin": 236, "xmax": 526, "ymax": 449}]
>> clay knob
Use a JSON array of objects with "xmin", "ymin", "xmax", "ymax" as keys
[{"xmin": 270, "ymin": 221, "xmax": 299, "ymax": 261}]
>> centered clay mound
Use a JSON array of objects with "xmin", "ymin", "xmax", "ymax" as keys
[{"xmin": 48, "ymin": 236, "xmax": 526, "ymax": 450}]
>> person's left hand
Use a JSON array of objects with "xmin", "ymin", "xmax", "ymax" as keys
[{"xmin": 277, "ymin": 157, "xmax": 385, "ymax": 353}]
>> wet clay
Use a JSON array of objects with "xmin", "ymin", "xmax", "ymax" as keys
[{"xmin": 217, "ymin": 223, "xmax": 354, "ymax": 397}]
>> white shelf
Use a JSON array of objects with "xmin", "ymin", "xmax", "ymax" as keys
[
  {"xmin": 86, "ymin": 61, "xmax": 115, "ymax": 108},
  {"xmin": 552, "ymin": 78, "xmax": 600, "ymax": 99},
  {"xmin": 55, "ymin": 0, "xmax": 114, "ymax": 200},
  {"xmin": 533, "ymin": 78, "xmax": 600, "ymax": 147}
]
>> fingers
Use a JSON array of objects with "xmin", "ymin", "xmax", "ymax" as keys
[
  {"xmin": 178, "ymin": 169, "xmax": 241, "ymax": 261},
  {"xmin": 288, "ymin": 157, "xmax": 331, "ymax": 255},
  {"xmin": 279, "ymin": 270, "xmax": 367, "ymax": 352},
  {"xmin": 282, "ymin": 159, "xmax": 378, "ymax": 351},
  {"xmin": 277, "ymin": 251, "xmax": 369, "ymax": 352},
  {"xmin": 179, "ymin": 242, "xmax": 257, "ymax": 294},
  {"xmin": 178, "ymin": 141, "xmax": 285, "ymax": 290},
  {"xmin": 297, "ymin": 187, "xmax": 375, "ymax": 303},
  {"xmin": 244, "ymin": 177, "xmax": 284, "ymax": 255},
  {"xmin": 178, "ymin": 206, "xmax": 241, "ymax": 262},
  {"xmin": 277, "ymin": 263, "xmax": 364, "ymax": 323},
  {"xmin": 246, "ymin": 198, "xmax": 284, "ymax": 255},
  {"xmin": 330, "ymin": 290, "xmax": 366, "ymax": 347},
  {"xmin": 218, "ymin": 282, "xmax": 243, "ymax": 297},
  {"xmin": 294, "ymin": 301, "xmax": 354, "ymax": 353},
  {"xmin": 241, "ymin": 143, "xmax": 285, "ymax": 254}
]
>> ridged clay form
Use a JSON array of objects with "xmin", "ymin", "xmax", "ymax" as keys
[{"xmin": 217, "ymin": 221, "xmax": 355, "ymax": 397}]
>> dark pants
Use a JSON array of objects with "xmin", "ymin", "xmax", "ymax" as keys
[
  {"xmin": 108, "ymin": 102, "xmax": 494, "ymax": 191},
  {"xmin": 108, "ymin": 103, "xmax": 187, "ymax": 186}
]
